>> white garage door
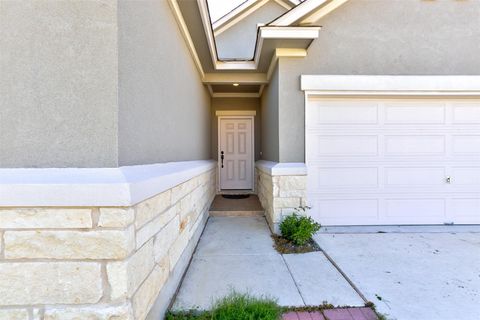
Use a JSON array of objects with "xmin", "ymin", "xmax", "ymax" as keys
[{"xmin": 306, "ymin": 98, "xmax": 480, "ymax": 225}]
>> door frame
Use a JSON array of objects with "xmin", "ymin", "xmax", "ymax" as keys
[{"xmin": 216, "ymin": 110, "xmax": 256, "ymax": 192}]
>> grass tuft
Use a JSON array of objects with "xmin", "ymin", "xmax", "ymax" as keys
[{"xmin": 166, "ymin": 292, "xmax": 282, "ymax": 320}]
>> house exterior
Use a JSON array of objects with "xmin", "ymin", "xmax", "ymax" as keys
[{"xmin": 1, "ymin": 0, "xmax": 480, "ymax": 319}]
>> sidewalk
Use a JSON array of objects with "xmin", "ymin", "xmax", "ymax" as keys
[{"xmin": 171, "ymin": 216, "xmax": 364, "ymax": 311}]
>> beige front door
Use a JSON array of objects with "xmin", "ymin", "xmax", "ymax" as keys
[{"xmin": 219, "ymin": 117, "xmax": 254, "ymax": 190}]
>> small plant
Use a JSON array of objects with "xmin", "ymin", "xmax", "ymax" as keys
[
  {"xmin": 166, "ymin": 292, "xmax": 281, "ymax": 320},
  {"xmin": 211, "ymin": 292, "xmax": 281, "ymax": 320},
  {"xmin": 279, "ymin": 207, "xmax": 321, "ymax": 246}
]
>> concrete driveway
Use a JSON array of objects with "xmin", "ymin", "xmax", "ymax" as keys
[{"xmin": 315, "ymin": 229, "xmax": 480, "ymax": 320}]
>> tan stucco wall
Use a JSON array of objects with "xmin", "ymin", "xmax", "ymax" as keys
[
  {"xmin": 118, "ymin": 0, "xmax": 211, "ymax": 166},
  {"xmin": 211, "ymin": 97, "xmax": 261, "ymax": 161},
  {"xmin": 278, "ymin": 0, "xmax": 480, "ymax": 162},
  {"xmin": 260, "ymin": 65, "xmax": 280, "ymax": 162},
  {"xmin": 0, "ymin": 0, "xmax": 212, "ymax": 168},
  {"xmin": 0, "ymin": 0, "xmax": 119, "ymax": 167}
]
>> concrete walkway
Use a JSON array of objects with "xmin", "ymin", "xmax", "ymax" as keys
[
  {"xmin": 315, "ymin": 230, "xmax": 480, "ymax": 320},
  {"xmin": 172, "ymin": 216, "xmax": 364, "ymax": 311}
]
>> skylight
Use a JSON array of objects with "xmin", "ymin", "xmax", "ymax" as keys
[{"xmin": 206, "ymin": 0, "xmax": 247, "ymax": 23}]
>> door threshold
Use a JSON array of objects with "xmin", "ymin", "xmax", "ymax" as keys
[{"xmin": 218, "ymin": 189, "xmax": 255, "ymax": 195}]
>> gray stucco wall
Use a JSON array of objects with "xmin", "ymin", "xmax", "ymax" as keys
[
  {"xmin": 278, "ymin": 0, "xmax": 480, "ymax": 162},
  {"xmin": 0, "ymin": 0, "xmax": 119, "ymax": 167},
  {"xmin": 211, "ymin": 97, "xmax": 261, "ymax": 161},
  {"xmin": 118, "ymin": 0, "xmax": 211, "ymax": 166},
  {"xmin": 260, "ymin": 65, "xmax": 279, "ymax": 162},
  {"xmin": 215, "ymin": 0, "xmax": 286, "ymax": 59}
]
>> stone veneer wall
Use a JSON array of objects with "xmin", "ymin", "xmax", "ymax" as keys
[
  {"xmin": 0, "ymin": 169, "xmax": 215, "ymax": 320},
  {"xmin": 256, "ymin": 162, "xmax": 307, "ymax": 233}
]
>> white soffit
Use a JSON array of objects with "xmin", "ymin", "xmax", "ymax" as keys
[
  {"xmin": 301, "ymin": 75, "xmax": 480, "ymax": 95},
  {"xmin": 203, "ymin": 73, "xmax": 268, "ymax": 84}
]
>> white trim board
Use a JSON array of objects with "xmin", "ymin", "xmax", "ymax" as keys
[
  {"xmin": 215, "ymin": 110, "xmax": 257, "ymax": 116},
  {"xmin": 0, "ymin": 160, "xmax": 216, "ymax": 207},
  {"xmin": 168, "ymin": 0, "xmax": 205, "ymax": 78},
  {"xmin": 301, "ymin": 75, "xmax": 480, "ymax": 94},
  {"xmin": 269, "ymin": 0, "xmax": 349, "ymax": 26},
  {"xmin": 255, "ymin": 160, "xmax": 307, "ymax": 176},
  {"xmin": 212, "ymin": 92, "xmax": 260, "ymax": 98},
  {"xmin": 213, "ymin": 0, "xmax": 270, "ymax": 36}
]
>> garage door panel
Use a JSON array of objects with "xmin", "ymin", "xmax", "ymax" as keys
[
  {"xmin": 309, "ymin": 135, "xmax": 378, "ymax": 156},
  {"xmin": 452, "ymin": 135, "xmax": 480, "ymax": 154},
  {"xmin": 385, "ymin": 167, "xmax": 446, "ymax": 186},
  {"xmin": 309, "ymin": 100, "xmax": 378, "ymax": 124},
  {"xmin": 384, "ymin": 135, "xmax": 445, "ymax": 155},
  {"xmin": 384, "ymin": 103, "xmax": 446, "ymax": 124},
  {"xmin": 451, "ymin": 199, "xmax": 480, "ymax": 223},
  {"xmin": 385, "ymin": 199, "xmax": 446, "ymax": 218},
  {"xmin": 451, "ymin": 167, "xmax": 480, "ymax": 185},
  {"xmin": 309, "ymin": 167, "xmax": 379, "ymax": 188},
  {"xmin": 306, "ymin": 98, "xmax": 480, "ymax": 225},
  {"xmin": 452, "ymin": 103, "xmax": 480, "ymax": 124},
  {"xmin": 313, "ymin": 199, "xmax": 379, "ymax": 221}
]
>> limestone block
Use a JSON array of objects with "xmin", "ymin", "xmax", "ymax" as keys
[
  {"xmin": 132, "ymin": 262, "xmax": 169, "ymax": 320},
  {"xmin": 4, "ymin": 227, "xmax": 134, "ymax": 259},
  {"xmin": 279, "ymin": 189, "xmax": 306, "ymax": 198},
  {"xmin": 134, "ymin": 190, "xmax": 171, "ymax": 229},
  {"xmin": 281, "ymin": 208, "xmax": 297, "ymax": 217},
  {"xmin": 273, "ymin": 197, "xmax": 300, "ymax": 209},
  {"xmin": 271, "ymin": 208, "xmax": 283, "ymax": 223},
  {"xmin": 32, "ymin": 309, "xmax": 42, "ymax": 320},
  {"xmin": 171, "ymin": 178, "xmax": 198, "ymax": 205},
  {"xmin": 301, "ymin": 197, "xmax": 308, "ymax": 207},
  {"xmin": 98, "ymin": 208, "xmax": 134, "ymax": 228},
  {"xmin": 168, "ymin": 229, "xmax": 189, "ymax": 271},
  {"xmin": 153, "ymin": 216, "xmax": 180, "ymax": 263},
  {"xmin": 107, "ymin": 239, "xmax": 155, "ymax": 300},
  {"xmin": 279, "ymin": 176, "xmax": 306, "ymax": 191},
  {"xmin": 0, "ymin": 262, "xmax": 102, "ymax": 305},
  {"xmin": 0, "ymin": 309, "xmax": 28, "ymax": 320},
  {"xmin": 44, "ymin": 304, "xmax": 133, "ymax": 320},
  {"xmin": 136, "ymin": 207, "xmax": 177, "ymax": 249},
  {"xmin": 189, "ymin": 210, "xmax": 206, "ymax": 237},
  {"xmin": 0, "ymin": 208, "xmax": 92, "ymax": 229}
]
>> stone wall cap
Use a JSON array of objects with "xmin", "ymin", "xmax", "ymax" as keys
[
  {"xmin": 255, "ymin": 160, "xmax": 307, "ymax": 176},
  {"xmin": 0, "ymin": 160, "xmax": 216, "ymax": 207}
]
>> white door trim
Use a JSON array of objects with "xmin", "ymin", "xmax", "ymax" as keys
[
  {"xmin": 217, "ymin": 115, "xmax": 255, "ymax": 191},
  {"xmin": 215, "ymin": 110, "xmax": 257, "ymax": 116}
]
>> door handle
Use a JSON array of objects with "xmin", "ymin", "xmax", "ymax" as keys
[{"xmin": 220, "ymin": 151, "xmax": 224, "ymax": 168}]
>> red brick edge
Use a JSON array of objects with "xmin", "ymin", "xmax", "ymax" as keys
[{"xmin": 283, "ymin": 307, "xmax": 378, "ymax": 320}]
